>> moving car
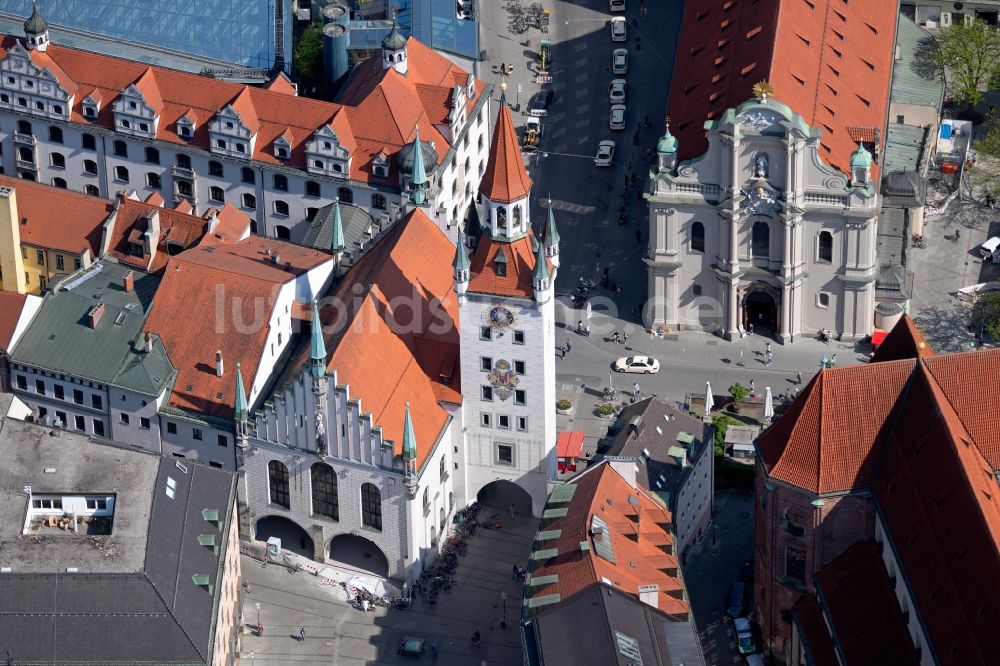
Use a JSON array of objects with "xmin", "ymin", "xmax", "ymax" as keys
[
  {"xmin": 612, "ymin": 48, "xmax": 628, "ymax": 75},
  {"xmin": 594, "ymin": 140, "xmax": 615, "ymax": 167},
  {"xmin": 609, "ymin": 0, "xmax": 626, "ymax": 11},
  {"xmin": 528, "ymin": 89, "xmax": 554, "ymax": 117},
  {"xmin": 609, "ymin": 78, "xmax": 626, "ymax": 103},
  {"xmin": 613, "ymin": 355, "xmax": 659, "ymax": 374},
  {"xmin": 980, "ymin": 236, "xmax": 1000, "ymax": 261},
  {"xmin": 733, "ymin": 617, "xmax": 756, "ymax": 655},
  {"xmin": 610, "ymin": 17, "xmax": 627, "ymax": 42},
  {"xmin": 523, "ymin": 117, "xmax": 541, "ymax": 150},
  {"xmin": 610, "ymin": 104, "xmax": 626, "ymax": 130}
]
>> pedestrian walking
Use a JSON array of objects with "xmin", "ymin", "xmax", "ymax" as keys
[
  {"xmin": 566, "ymin": 338, "xmax": 572, "ymax": 353},
  {"xmin": 242, "ymin": 581, "xmax": 250, "ymax": 595},
  {"xmin": 632, "ymin": 382, "xmax": 640, "ymax": 400},
  {"xmin": 748, "ymin": 322, "xmax": 754, "ymax": 336},
  {"xmin": 471, "ymin": 631, "xmax": 482, "ymax": 647},
  {"xmin": 510, "ymin": 503, "xmax": 517, "ymax": 518},
  {"xmin": 560, "ymin": 345, "xmax": 566, "ymax": 359},
  {"xmin": 766, "ymin": 350, "xmax": 774, "ymax": 366},
  {"xmin": 831, "ymin": 353, "xmax": 837, "ymax": 366},
  {"xmin": 765, "ymin": 342, "xmax": 772, "ymax": 355},
  {"xmin": 796, "ymin": 371, "xmax": 802, "ymax": 385},
  {"xmin": 623, "ymin": 332, "xmax": 628, "ymax": 345},
  {"xmin": 749, "ymin": 379, "xmax": 756, "ymax": 394},
  {"xmin": 612, "ymin": 331, "xmax": 621, "ymax": 344},
  {"xmin": 513, "ymin": 564, "xmax": 520, "ymax": 581},
  {"xmin": 299, "ymin": 627, "xmax": 306, "ymax": 641}
]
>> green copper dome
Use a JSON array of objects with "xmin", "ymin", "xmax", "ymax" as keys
[
  {"xmin": 657, "ymin": 127, "xmax": 677, "ymax": 154},
  {"xmin": 850, "ymin": 142, "xmax": 872, "ymax": 170}
]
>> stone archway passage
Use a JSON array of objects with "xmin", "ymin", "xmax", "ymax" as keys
[
  {"xmin": 328, "ymin": 534, "xmax": 390, "ymax": 578},
  {"xmin": 744, "ymin": 288, "xmax": 779, "ymax": 335},
  {"xmin": 255, "ymin": 515, "xmax": 314, "ymax": 559},
  {"xmin": 477, "ymin": 480, "xmax": 534, "ymax": 518}
]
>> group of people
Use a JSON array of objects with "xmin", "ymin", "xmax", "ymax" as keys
[{"xmin": 611, "ymin": 331, "xmax": 628, "ymax": 344}]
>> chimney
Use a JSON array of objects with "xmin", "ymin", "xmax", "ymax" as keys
[
  {"xmin": 0, "ymin": 185, "xmax": 27, "ymax": 294},
  {"xmin": 87, "ymin": 303, "xmax": 105, "ymax": 328},
  {"xmin": 271, "ymin": 253, "xmax": 280, "ymax": 265},
  {"xmin": 215, "ymin": 350, "xmax": 224, "ymax": 377},
  {"xmin": 138, "ymin": 330, "xmax": 152, "ymax": 352},
  {"xmin": 638, "ymin": 584, "xmax": 659, "ymax": 609},
  {"xmin": 122, "ymin": 270, "xmax": 134, "ymax": 292},
  {"xmin": 207, "ymin": 209, "xmax": 219, "ymax": 233}
]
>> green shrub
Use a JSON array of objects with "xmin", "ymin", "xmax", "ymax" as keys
[
  {"xmin": 596, "ymin": 402, "xmax": 617, "ymax": 417},
  {"xmin": 728, "ymin": 382, "xmax": 750, "ymax": 402},
  {"xmin": 711, "ymin": 414, "xmax": 740, "ymax": 457},
  {"xmin": 556, "ymin": 399, "xmax": 572, "ymax": 411}
]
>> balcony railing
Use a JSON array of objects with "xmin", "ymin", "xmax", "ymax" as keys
[
  {"xmin": 171, "ymin": 165, "xmax": 195, "ymax": 180},
  {"xmin": 15, "ymin": 156, "xmax": 38, "ymax": 171},
  {"xmin": 12, "ymin": 132, "xmax": 36, "ymax": 146}
]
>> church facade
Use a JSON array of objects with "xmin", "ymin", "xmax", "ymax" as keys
[{"xmin": 644, "ymin": 95, "xmax": 879, "ymax": 343}]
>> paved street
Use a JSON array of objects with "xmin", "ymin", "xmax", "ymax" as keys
[{"xmin": 238, "ymin": 509, "xmax": 538, "ymax": 665}]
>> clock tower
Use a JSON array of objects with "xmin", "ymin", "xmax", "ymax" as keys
[{"xmin": 454, "ymin": 93, "xmax": 558, "ymax": 516}]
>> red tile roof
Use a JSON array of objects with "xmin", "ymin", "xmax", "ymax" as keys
[
  {"xmin": 0, "ymin": 292, "xmax": 29, "ymax": 353},
  {"xmin": 0, "ymin": 36, "xmax": 484, "ymax": 186},
  {"xmin": 145, "ymin": 237, "xmax": 332, "ymax": 419},
  {"xmin": 529, "ymin": 463, "xmax": 689, "ymax": 618},
  {"xmin": 791, "ymin": 594, "xmax": 839, "ymax": 666},
  {"xmin": 668, "ymin": 0, "xmax": 896, "ymax": 177},
  {"xmin": 467, "ymin": 232, "xmax": 545, "ymax": 299},
  {"xmin": 479, "ymin": 102, "xmax": 532, "ymax": 203},
  {"xmin": 298, "ymin": 207, "xmax": 460, "ymax": 470},
  {"xmin": 814, "ymin": 541, "xmax": 920, "ymax": 665},
  {"xmin": 104, "ymin": 197, "xmax": 219, "ymax": 274},
  {"xmin": 0, "ymin": 175, "xmax": 110, "ymax": 255},
  {"xmin": 871, "ymin": 314, "xmax": 933, "ymax": 362}
]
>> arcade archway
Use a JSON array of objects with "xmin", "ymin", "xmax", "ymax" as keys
[
  {"xmin": 328, "ymin": 534, "xmax": 390, "ymax": 578},
  {"xmin": 255, "ymin": 515, "xmax": 314, "ymax": 559},
  {"xmin": 477, "ymin": 480, "xmax": 534, "ymax": 517},
  {"xmin": 743, "ymin": 286, "xmax": 779, "ymax": 335}
]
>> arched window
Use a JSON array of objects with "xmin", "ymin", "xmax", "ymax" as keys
[
  {"xmin": 751, "ymin": 221, "xmax": 770, "ymax": 258},
  {"xmin": 268, "ymin": 460, "xmax": 290, "ymax": 509},
  {"xmin": 50, "ymin": 152, "xmax": 65, "ymax": 169},
  {"xmin": 51, "ymin": 177, "xmax": 66, "ymax": 189},
  {"xmin": 17, "ymin": 120, "xmax": 31, "ymax": 135},
  {"xmin": 113, "ymin": 140, "xmax": 127, "ymax": 157},
  {"xmin": 512, "ymin": 204, "xmax": 522, "ymax": 229},
  {"xmin": 310, "ymin": 463, "xmax": 339, "ymax": 520},
  {"xmin": 177, "ymin": 181, "xmax": 193, "ymax": 197},
  {"xmin": 48, "ymin": 126, "xmax": 63, "ymax": 144},
  {"xmin": 146, "ymin": 172, "xmax": 161, "ymax": 189},
  {"xmin": 423, "ymin": 487, "xmax": 430, "ymax": 510},
  {"xmin": 273, "ymin": 200, "xmax": 289, "ymax": 216},
  {"xmin": 691, "ymin": 221, "xmax": 705, "ymax": 253},
  {"xmin": 209, "ymin": 160, "xmax": 223, "ymax": 177},
  {"xmin": 371, "ymin": 193, "xmax": 386, "ymax": 210},
  {"xmin": 496, "ymin": 206, "xmax": 507, "ymax": 229},
  {"xmin": 241, "ymin": 167, "xmax": 255, "ymax": 184},
  {"xmin": 114, "ymin": 165, "xmax": 129, "ymax": 183},
  {"xmin": 145, "ymin": 147, "xmax": 160, "ymax": 165},
  {"xmin": 817, "ymin": 231, "xmax": 833, "ymax": 262},
  {"xmin": 242, "ymin": 193, "xmax": 256, "ymax": 210},
  {"xmin": 81, "ymin": 133, "xmax": 96, "ymax": 151},
  {"xmin": 273, "ymin": 174, "xmax": 288, "ymax": 191},
  {"xmin": 361, "ymin": 483, "xmax": 382, "ymax": 531},
  {"xmin": 83, "ymin": 159, "xmax": 98, "ymax": 175},
  {"xmin": 209, "ymin": 186, "xmax": 225, "ymax": 203},
  {"xmin": 275, "ymin": 225, "xmax": 290, "ymax": 240},
  {"xmin": 337, "ymin": 187, "xmax": 353, "ymax": 204},
  {"xmin": 306, "ymin": 181, "xmax": 321, "ymax": 197},
  {"xmin": 176, "ymin": 153, "xmax": 192, "ymax": 169}
]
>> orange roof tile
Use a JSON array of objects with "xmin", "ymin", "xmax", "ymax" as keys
[
  {"xmin": 0, "ymin": 36, "xmax": 484, "ymax": 186},
  {"xmin": 529, "ymin": 463, "xmax": 689, "ymax": 618},
  {"xmin": 173, "ymin": 199, "xmax": 194, "ymax": 215},
  {"xmin": 145, "ymin": 237, "xmax": 332, "ymax": 419},
  {"xmin": 467, "ymin": 233, "xmax": 545, "ymax": 299},
  {"xmin": 143, "ymin": 192, "xmax": 166, "ymax": 207},
  {"xmin": 668, "ymin": 0, "xmax": 896, "ymax": 177},
  {"xmin": 131, "ymin": 67, "xmax": 164, "ymax": 114},
  {"xmin": 0, "ymin": 292, "xmax": 29, "ymax": 352},
  {"xmin": 0, "ymin": 175, "xmax": 110, "ymax": 255},
  {"xmin": 103, "ymin": 196, "xmax": 213, "ymax": 274},
  {"xmin": 871, "ymin": 313, "xmax": 934, "ymax": 362},
  {"xmin": 264, "ymin": 72, "xmax": 297, "ymax": 96},
  {"xmin": 285, "ymin": 207, "xmax": 460, "ymax": 470},
  {"xmin": 479, "ymin": 102, "xmax": 532, "ymax": 203}
]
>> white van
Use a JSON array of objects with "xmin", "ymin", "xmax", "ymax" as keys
[
  {"xmin": 610, "ymin": 17, "xmax": 627, "ymax": 42},
  {"xmin": 981, "ymin": 236, "xmax": 1000, "ymax": 261},
  {"xmin": 610, "ymin": 0, "xmax": 626, "ymax": 12}
]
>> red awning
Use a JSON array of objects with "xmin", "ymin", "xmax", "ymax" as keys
[
  {"xmin": 556, "ymin": 431, "xmax": 585, "ymax": 459},
  {"xmin": 871, "ymin": 331, "xmax": 888, "ymax": 346}
]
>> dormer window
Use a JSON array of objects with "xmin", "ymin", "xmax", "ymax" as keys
[
  {"xmin": 332, "ymin": 163, "xmax": 343, "ymax": 173},
  {"xmin": 324, "ymin": 141, "xmax": 332, "ymax": 150},
  {"xmin": 179, "ymin": 125, "xmax": 192, "ymax": 139},
  {"xmin": 121, "ymin": 119, "xmax": 131, "ymax": 129},
  {"xmin": 128, "ymin": 101, "xmax": 136, "ymax": 110},
  {"xmin": 276, "ymin": 146, "xmax": 288, "ymax": 159},
  {"xmin": 84, "ymin": 106, "xmax": 96, "ymax": 118},
  {"xmin": 236, "ymin": 143, "xmax": 246, "ymax": 153},
  {"xmin": 494, "ymin": 248, "xmax": 508, "ymax": 276},
  {"xmin": 497, "ymin": 207, "xmax": 507, "ymax": 229},
  {"xmin": 226, "ymin": 121, "xmax": 234, "ymax": 130},
  {"xmin": 373, "ymin": 163, "xmax": 388, "ymax": 178}
]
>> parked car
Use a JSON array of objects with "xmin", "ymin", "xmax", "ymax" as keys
[
  {"xmin": 610, "ymin": 104, "xmax": 626, "ymax": 130},
  {"xmin": 609, "ymin": 0, "xmax": 626, "ymax": 11},
  {"xmin": 612, "ymin": 48, "xmax": 628, "ymax": 74},
  {"xmin": 744, "ymin": 655, "xmax": 765, "ymax": 666},
  {"xmin": 980, "ymin": 236, "xmax": 1000, "ymax": 261},
  {"xmin": 594, "ymin": 140, "xmax": 615, "ymax": 167},
  {"xmin": 528, "ymin": 89, "xmax": 554, "ymax": 117},
  {"xmin": 613, "ymin": 355, "xmax": 659, "ymax": 374},
  {"xmin": 609, "ymin": 78, "xmax": 627, "ymax": 103},
  {"xmin": 727, "ymin": 581, "xmax": 745, "ymax": 617},
  {"xmin": 733, "ymin": 617, "xmax": 756, "ymax": 655},
  {"xmin": 610, "ymin": 17, "xmax": 627, "ymax": 42}
]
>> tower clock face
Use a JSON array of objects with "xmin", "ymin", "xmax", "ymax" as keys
[{"xmin": 482, "ymin": 305, "xmax": 516, "ymax": 331}]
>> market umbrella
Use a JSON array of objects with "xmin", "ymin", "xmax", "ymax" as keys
[
  {"xmin": 764, "ymin": 386, "xmax": 774, "ymax": 422},
  {"xmin": 586, "ymin": 300, "xmax": 593, "ymax": 321},
  {"xmin": 704, "ymin": 381, "xmax": 714, "ymax": 418}
]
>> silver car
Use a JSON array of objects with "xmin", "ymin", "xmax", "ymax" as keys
[
  {"xmin": 612, "ymin": 48, "xmax": 628, "ymax": 75},
  {"xmin": 609, "ymin": 78, "xmax": 626, "ymax": 103},
  {"xmin": 610, "ymin": 104, "xmax": 626, "ymax": 130}
]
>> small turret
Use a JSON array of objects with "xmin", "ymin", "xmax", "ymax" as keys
[
  {"xmin": 656, "ymin": 123, "xmax": 678, "ymax": 174},
  {"xmin": 543, "ymin": 203, "xmax": 560, "ymax": 267},
  {"xmin": 850, "ymin": 142, "xmax": 873, "ymax": 186},
  {"xmin": 310, "ymin": 300, "xmax": 327, "ymax": 382},
  {"xmin": 381, "ymin": 17, "xmax": 408, "ymax": 74},
  {"xmin": 234, "ymin": 362, "xmax": 249, "ymax": 447},
  {"xmin": 409, "ymin": 128, "xmax": 428, "ymax": 206},
  {"xmin": 402, "ymin": 403, "xmax": 418, "ymax": 498},
  {"xmin": 453, "ymin": 225, "xmax": 470, "ymax": 294},
  {"xmin": 23, "ymin": 1, "xmax": 48, "ymax": 52},
  {"xmin": 330, "ymin": 199, "xmax": 345, "ymax": 252}
]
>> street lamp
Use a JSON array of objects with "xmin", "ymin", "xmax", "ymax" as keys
[
  {"xmin": 501, "ymin": 590, "xmax": 508, "ymax": 628},
  {"xmin": 254, "ymin": 601, "xmax": 261, "ymax": 635}
]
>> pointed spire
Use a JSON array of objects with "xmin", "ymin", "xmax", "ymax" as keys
[
  {"xmin": 544, "ymin": 199, "xmax": 560, "ymax": 248},
  {"xmin": 402, "ymin": 402, "xmax": 417, "ymax": 461},
  {"xmin": 310, "ymin": 300, "xmax": 327, "ymax": 380},
  {"xmin": 24, "ymin": 0, "xmax": 47, "ymax": 36},
  {"xmin": 410, "ymin": 128, "xmax": 428, "ymax": 205},
  {"xmin": 453, "ymin": 226, "xmax": 470, "ymax": 273},
  {"xmin": 479, "ymin": 95, "xmax": 532, "ymax": 203},
  {"xmin": 465, "ymin": 197, "xmax": 482, "ymax": 240},
  {"xmin": 533, "ymin": 232, "xmax": 550, "ymax": 285},
  {"xmin": 234, "ymin": 362, "xmax": 249, "ymax": 423},
  {"xmin": 331, "ymin": 199, "xmax": 345, "ymax": 251}
]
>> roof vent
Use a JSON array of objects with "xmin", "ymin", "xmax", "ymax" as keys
[
  {"xmin": 271, "ymin": 253, "xmax": 280, "ymax": 264},
  {"xmin": 43, "ymin": 468, "xmax": 56, "ymax": 475},
  {"xmin": 284, "ymin": 261, "xmax": 292, "ymax": 272},
  {"xmin": 66, "ymin": 567, "xmax": 79, "ymax": 573},
  {"xmin": 215, "ymin": 350, "xmax": 224, "ymax": 377}
]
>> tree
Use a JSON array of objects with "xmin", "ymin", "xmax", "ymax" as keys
[
  {"xmin": 728, "ymin": 382, "xmax": 750, "ymax": 403},
  {"xmin": 930, "ymin": 19, "xmax": 1000, "ymax": 108},
  {"xmin": 711, "ymin": 414, "xmax": 740, "ymax": 457},
  {"xmin": 971, "ymin": 111, "xmax": 1000, "ymax": 194},
  {"xmin": 970, "ymin": 291, "xmax": 1000, "ymax": 342},
  {"xmin": 294, "ymin": 23, "xmax": 325, "ymax": 92}
]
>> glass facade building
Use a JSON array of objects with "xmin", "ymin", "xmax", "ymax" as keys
[
  {"xmin": 1, "ymin": 0, "xmax": 291, "ymax": 70},
  {"xmin": 393, "ymin": 0, "xmax": 478, "ymax": 60}
]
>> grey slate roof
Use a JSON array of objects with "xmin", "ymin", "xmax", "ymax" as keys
[
  {"xmin": 890, "ymin": 15, "xmax": 945, "ymax": 111},
  {"xmin": 532, "ymin": 583, "xmax": 705, "ymax": 665},
  {"xmin": 302, "ymin": 200, "xmax": 378, "ymax": 257},
  {"xmin": 0, "ymin": 416, "xmax": 237, "ymax": 664},
  {"xmin": 882, "ymin": 124, "xmax": 930, "ymax": 178},
  {"xmin": 599, "ymin": 397, "xmax": 709, "ymax": 512},
  {"xmin": 9, "ymin": 261, "xmax": 174, "ymax": 396}
]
